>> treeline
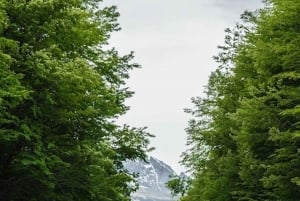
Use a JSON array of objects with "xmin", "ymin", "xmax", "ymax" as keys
[
  {"xmin": 0, "ymin": 1, "xmax": 152, "ymax": 201},
  {"xmin": 178, "ymin": 0, "xmax": 300, "ymax": 200}
]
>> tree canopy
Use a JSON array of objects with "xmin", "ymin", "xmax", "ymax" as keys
[
  {"xmin": 178, "ymin": 0, "xmax": 300, "ymax": 200},
  {"xmin": 0, "ymin": 1, "xmax": 152, "ymax": 200}
]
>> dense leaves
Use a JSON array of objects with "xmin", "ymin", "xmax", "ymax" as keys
[
  {"xmin": 179, "ymin": 0, "xmax": 300, "ymax": 200},
  {"xmin": 0, "ymin": 1, "xmax": 152, "ymax": 201}
]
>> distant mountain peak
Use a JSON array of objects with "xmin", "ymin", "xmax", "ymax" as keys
[
  {"xmin": 149, "ymin": 156, "xmax": 174, "ymax": 175},
  {"xmin": 124, "ymin": 156, "xmax": 176, "ymax": 201}
]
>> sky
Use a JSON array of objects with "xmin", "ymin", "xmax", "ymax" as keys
[{"xmin": 103, "ymin": 0, "xmax": 263, "ymax": 173}]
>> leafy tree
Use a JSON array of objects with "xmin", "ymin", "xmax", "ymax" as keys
[
  {"xmin": 180, "ymin": 0, "xmax": 300, "ymax": 200},
  {"xmin": 234, "ymin": 1, "xmax": 300, "ymax": 200},
  {"xmin": 0, "ymin": 1, "xmax": 152, "ymax": 201}
]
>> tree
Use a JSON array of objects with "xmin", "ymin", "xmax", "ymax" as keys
[
  {"xmin": 234, "ymin": 1, "xmax": 300, "ymax": 199},
  {"xmin": 0, "ymin": 1, "xmax": 152, "ymax": 200},
  {"xmin": 181, "ymin": 0, "xmax": 300, "ymax": 200}
]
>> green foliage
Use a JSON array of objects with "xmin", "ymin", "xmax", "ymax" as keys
[
  {"xmin": 0, "ymin": 0, "xmax": 152, "ymax": 200},
  {"xmin": 181, "ymin": 0, "xmax": 300, "ymax": 200},
  {"xmin": 167, "ymin": 175, "xmax": 190, "ymax": 198}
]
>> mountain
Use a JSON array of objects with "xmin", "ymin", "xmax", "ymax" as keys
[{"xmin": 124, "ymin": 156, "xmax": 177, "ymax": 201}]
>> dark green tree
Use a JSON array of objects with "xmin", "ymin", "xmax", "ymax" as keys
[
  {"xmin": 180, "ymin": 0, "xmax": 300, "ymax": 200},
  {"xmin": 0, "ymin": 1, "xmax": 152, "ymax": 201},
  {"xmin": 234, "ymin": 1, "xmax": 300, "ymax": 200}
]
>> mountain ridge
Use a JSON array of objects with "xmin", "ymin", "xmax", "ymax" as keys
[{"xmin": 124, "ymin": 156, "xmax": 177, "ymax": 201}]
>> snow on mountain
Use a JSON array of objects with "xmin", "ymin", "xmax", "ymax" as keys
[{"xmin": 124, "ymin": 156, "xmax": 177, "ymax": 201}]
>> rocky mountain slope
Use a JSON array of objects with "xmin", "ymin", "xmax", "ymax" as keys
[{"xmin": 124, "ymin": 157, "xmax": 177, "ymax": 201}]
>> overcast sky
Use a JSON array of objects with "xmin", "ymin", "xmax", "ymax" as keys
[{"xmin": 104, "ymin": 0, "xmax": 263, "ymax": 173}]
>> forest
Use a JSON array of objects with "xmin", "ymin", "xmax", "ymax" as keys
[{"xmin": 0, "ymin": 0, "xmax": 300, "ymax": 201}]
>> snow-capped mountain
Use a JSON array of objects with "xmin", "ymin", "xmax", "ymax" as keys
[{"xmin": 124, "ymin": 156, "xmax": 176, "ymax": 201}]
